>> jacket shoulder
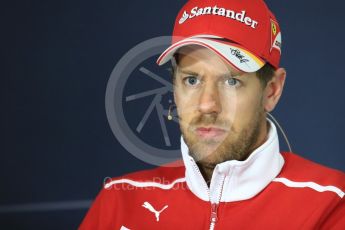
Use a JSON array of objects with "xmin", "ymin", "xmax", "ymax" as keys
[
  {"xmin": 279, "ymin": 152, "xmax": 345, "ymax": 191},
  {"xmin": 79, "ymin": 160, "xmax": 186, "ymax": 229}
]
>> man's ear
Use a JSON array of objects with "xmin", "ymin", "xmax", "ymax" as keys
[
  {"xmin": 263, "ymin": 68, "xmax": 286, "ymax": 112},
  {"xmin": 173, "ymin": 90, "xmax": 177, "ymax": 105}
]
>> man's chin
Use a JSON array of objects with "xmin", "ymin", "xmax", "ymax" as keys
[
  {"xmin": 195, "ymin": 155, "xmax": 222, "ymax": 169},
  {"xmin": 183, "ymin": 133, "xmax": 229, "ymax": 162},
  {"xmin": 189, "ymin": 146, "xmax": 222, "ymax": 162}
]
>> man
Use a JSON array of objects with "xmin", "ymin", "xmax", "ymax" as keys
[{"xmin": 80, "ymin": 0, "xmax": 345, "ymax": 229}]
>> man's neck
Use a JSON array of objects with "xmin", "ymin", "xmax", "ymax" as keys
[{"xmin": 197, "ymin": 163, "xmax": 214, "ymax": 187}]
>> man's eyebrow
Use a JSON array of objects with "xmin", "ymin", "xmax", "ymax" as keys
[
  {"xmin": 178, "ymin": 69, "xmax": 200, "ymax": 76},
  {"xmin": 178, "ymin": 69, "xmax": 245, "ymax": 78}
]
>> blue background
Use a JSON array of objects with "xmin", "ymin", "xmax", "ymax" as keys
[{"xmin": 2, "ymin": 0, "xmax": 345, "ymax": 229}]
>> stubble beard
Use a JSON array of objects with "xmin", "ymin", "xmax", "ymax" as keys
[{"xmin": 180, "ymin": 106, "xmax": 265, "ymax": 169}]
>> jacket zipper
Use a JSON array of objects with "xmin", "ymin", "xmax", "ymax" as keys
[
  {"xmin": 209, "ymin": 175, "xmax": 225, "ymax": 230},
  {"xmin": 190, "ymin": 161, "xmax": 225, "ymax": 230},
  {"xmin": 209, "ymin": 203, "xmax": 218, "ymax": 230}
]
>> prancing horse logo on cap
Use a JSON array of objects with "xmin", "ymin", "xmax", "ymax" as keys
[{"xmin": 270, "ymin": 19, "xmax": 281, "ymax": 53}]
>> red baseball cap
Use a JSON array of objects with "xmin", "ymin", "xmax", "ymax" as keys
[{"xmin": 157, "ymin": 0, "xmax": 282, "ymax": 73}]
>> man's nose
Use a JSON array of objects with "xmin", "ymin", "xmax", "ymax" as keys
[{"xmin": 198, "ymin": 83, "xmax": 222, "ymax": 114}]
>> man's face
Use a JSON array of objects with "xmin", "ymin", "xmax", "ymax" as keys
[{"xmin": 174, "ymin": 46, "xmax": 268, "ymax": 168}]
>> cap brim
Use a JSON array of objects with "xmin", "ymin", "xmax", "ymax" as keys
[{"xmin": 156, "ymin": 37, "xmax": 265, "ymax": 73}]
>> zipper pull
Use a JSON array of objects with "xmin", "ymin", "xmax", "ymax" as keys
[{"xmin": 210, "ymin": 203, "xmax": 218, "ymax": 223}]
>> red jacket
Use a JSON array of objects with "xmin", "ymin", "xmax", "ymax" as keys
[{"xmin": 80, "ymin": 120, "xmax": 345, "ymax": 230}]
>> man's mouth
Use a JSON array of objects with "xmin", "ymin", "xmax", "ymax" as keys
[{"xmin": 195, "ymin": 127, "xmax": 227, "ymax": 139}]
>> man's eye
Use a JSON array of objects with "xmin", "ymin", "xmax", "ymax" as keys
[
  {"xmin": 184, "ymin": 76, "xmax": 200, "ymax": 86},
  {"xmin": 225, "ymin": 78, "xmax": 240, "ymax": 87}
]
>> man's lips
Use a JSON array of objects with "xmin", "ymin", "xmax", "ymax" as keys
[{"xmin": 195, "ymin": 127, "xmax": 227, "ymax": 138}]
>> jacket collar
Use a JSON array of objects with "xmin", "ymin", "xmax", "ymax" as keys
[{"xmin": 181, "ymin": 118, "xmax": 285, "ymax": 202}]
